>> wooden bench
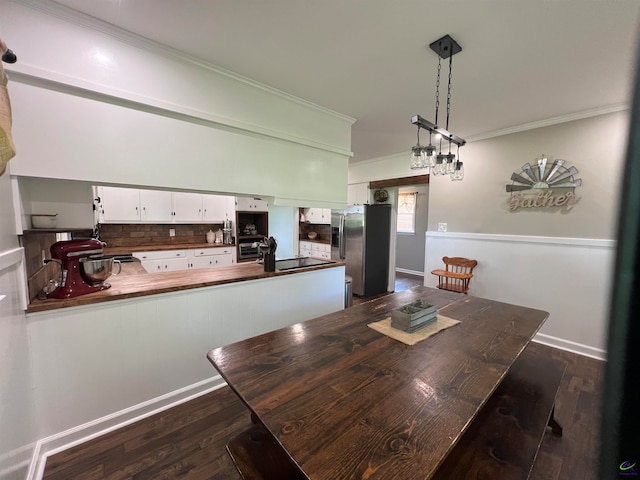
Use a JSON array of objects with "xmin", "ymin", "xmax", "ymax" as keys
[
  {"xmin": 432, "ymin": 347, "xmax": 566, "ymax": 480},
  {"xmin": 226, "ymin": 422, "xmax": 306, "ymax": 480}
]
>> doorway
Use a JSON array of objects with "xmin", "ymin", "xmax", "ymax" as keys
[{"xmin": 395, "ymin": 184, "xmax": 429, "ymax": 278}]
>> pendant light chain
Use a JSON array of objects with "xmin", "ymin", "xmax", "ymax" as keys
[
  {"xmin": 446, "ymin": 50, "xmax": 452, "ymax": 131},
  {"xmin": 435, "ymin": 55, "xmax": 441, "ymax": 127}
]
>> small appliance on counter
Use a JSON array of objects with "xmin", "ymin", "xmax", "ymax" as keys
[
  {"xmin": 223, "ymin": 218, "xmax": 233, "ymax": 244},
  {"xmin": 45, "ymin": 238, "xmax": 121, "ymax": 299}
]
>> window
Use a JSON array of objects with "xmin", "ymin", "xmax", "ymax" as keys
[{"xmin": 397, "ymin": 192, "xmax": 417, "ymax": 234}]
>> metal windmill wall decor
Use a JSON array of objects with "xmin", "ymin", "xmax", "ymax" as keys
[{"xmin": 506, "ymin": 155, "xmax": 582, "ymax": 212}]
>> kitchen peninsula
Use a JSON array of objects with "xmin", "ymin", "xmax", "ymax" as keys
[
  {"xmin": 24, "ymin": 259, "xmax": 345, "ymax": 452},
  {"xmin": 27, "ymin": 259, "xmax": 344, "ymax": 313}
]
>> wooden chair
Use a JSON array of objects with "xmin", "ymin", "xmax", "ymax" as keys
[{"xmin": 431, "ymin": 256, "xmax": 477, "ymax": 294}]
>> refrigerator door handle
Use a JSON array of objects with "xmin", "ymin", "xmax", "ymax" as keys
[{"xmin": 339, "ymin": 214, "xmax": 346, "ymax": 260}]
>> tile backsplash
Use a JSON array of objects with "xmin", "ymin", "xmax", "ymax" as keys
[
  {"xmin": 21, "ymin": 229, "xmax": 93, "ymax": 301},
  {"xmin": 99, "ymin": 223, "xmax": 225, "ymax": 248}
]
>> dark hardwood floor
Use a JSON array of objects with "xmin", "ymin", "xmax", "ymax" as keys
[
  {"xmin": 43, "ymin": 285, "xmax": 604, "ymax": 479},
  {"xmin": 352, "ymin": 271, "xmax": 424, "ymax": 305}
]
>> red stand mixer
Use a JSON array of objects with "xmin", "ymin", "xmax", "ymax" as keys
[{"xmin": 47, "ymin": 238, "xmax": 116, "ymax": 299}]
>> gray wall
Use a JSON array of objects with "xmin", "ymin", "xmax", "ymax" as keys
[
  {"xmin": 396, "ymin": 185, "xmax": 429, "ymax": 274},
  {"xmin": 427, "ymin": 111, "xmax": 627, "ymax": 238}
]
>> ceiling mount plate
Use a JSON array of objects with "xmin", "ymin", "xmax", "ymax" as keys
[{"xmin": 429, "ymin": 34, "xmax": 462, "ymax": 59}]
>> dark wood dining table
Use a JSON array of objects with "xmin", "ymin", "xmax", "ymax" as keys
[{"xmin": 207, "ymin": 286, "xmax": 549, "ymax": 479}]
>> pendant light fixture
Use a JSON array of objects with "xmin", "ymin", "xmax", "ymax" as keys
[{"xmin": 410, "ymin": 35, "xmax": 466, "ymax": 180}]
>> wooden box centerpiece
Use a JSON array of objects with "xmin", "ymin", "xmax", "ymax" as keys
[{"xmin": 391, "ymin": 300, "xmax": 438, "ymax": 333}]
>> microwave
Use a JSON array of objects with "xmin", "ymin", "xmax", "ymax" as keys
[{"xmin": 239, "ymin": 242, "xmax": 261, "ymax": 260}]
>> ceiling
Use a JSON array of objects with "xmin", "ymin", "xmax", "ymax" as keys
[{"xmin": 49, "ymin": 0, "xmax": 640, "ymax": 163}]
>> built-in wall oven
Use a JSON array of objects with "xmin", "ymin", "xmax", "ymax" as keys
[{"xmin": 239, "ymin": 242, "xmax": 261, "ymax": 260}]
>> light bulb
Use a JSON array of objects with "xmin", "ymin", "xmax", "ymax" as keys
[
  {"xmin": 425, "ymin": 145, "xmax": 437, "ymax": 169},
  {"xmin": 451, "ymin": 161, "xmax": 464, "ymax": 181},
  {"xmin": 432, "ymin": 155, "xmax": 443, "ymax": 176},
  {"xmin": 437, "ymin": 154, "xmax": 447, "ymax": 175},
  {"xmin": 410, "ymin": 145, "xmax": 423, "ymax": 169},
  {"xmin": 445, "ymin": 154, "xmax": 456, "ymax": 174}
]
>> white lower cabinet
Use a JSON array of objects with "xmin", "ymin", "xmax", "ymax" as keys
[
  {"xmin": 137, "ymin": 250, "xmax": 189, "ymax": 272},
  {"xmin": 136, "ymin": 247, "xmax": 235, "ymax": 273},
  {"xmin": 299, "ymin": 241, "xmax": 313, "ymax": 257},
  {"xmin": 187, "ymin": 247, "xmax": 235, "ymax": 269},
  {"xmin": 312, "ymin": 242, "xmax": 331, "ymax": 259},
  {"xmin": 299, "ymin": 241, "xmax": 330, "ymax": 259}
]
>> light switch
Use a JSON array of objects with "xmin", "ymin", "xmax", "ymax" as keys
[
  {"xmin": 437, "ymin": 223, "xmax": 447, "ymax": 232},
  {"xmin": 169, "ymin": 228, "xmax": 176, "ymax": 237}
]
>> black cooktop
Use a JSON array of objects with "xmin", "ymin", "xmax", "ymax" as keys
[{"xmin": 275, "ymin": 257, "xmax": 335, "ymax": 271}]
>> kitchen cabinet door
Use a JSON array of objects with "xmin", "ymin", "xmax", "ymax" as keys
[
  {"xmin": 299, "ymin": 240, "xmax": 313, "ymax": 257},
  {"xmin": 190, "ymin": 253, "xmax": 233, "ymax": 269},
  {"xmin": 236, "ymin": 196, "xmax": 268, "ymax": 212},
  {"xmin": 141, "ymin": 259, "xmax": 164, "ymax": 272},
  {"xmin": 163, "ymin": 257, "xmax": 190, "ymax": 271},
  {"xmin": 321, "ymin": 208, "xmax": 332, "ymax": 224},
  {"xmin": 172, "ymin": 192, "xmax": 203, "ymax": 222},
  {"xmin": 202, "ymin": 194, "xmax": 227, "ymax": 222},
  {"xmin": 188, "ymin": 247, "xmax": 235, "ymax": 269},
  {"xmin": 348, "ymin": 183, "xmax": 370, "ymax": 206},
  {"xmin": 139, "ymin": 190, "xmax": 173, "ymax": 223},
  {"xmin": 141, "ymin": 258, "xmax": 188, "ymax": 272},
  {"xmin": 305, "ymin": 208, "xmax": 322, "ymax": 223},
  {"xmin": 99, "ymin": 186, "xmax": 141, "ymax": 222}
]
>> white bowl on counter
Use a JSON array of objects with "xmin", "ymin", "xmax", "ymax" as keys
[{"xmin": 31, "ymin": 214, "xmax": 58, "ymax": 229}]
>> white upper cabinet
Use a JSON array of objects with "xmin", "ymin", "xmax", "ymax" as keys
[
  {"xmin": 172, "ymin": 192, "xmax": 203, "ymax": 222},
  {"xmin": 98, "ymin": 186, "xmax": 141, "ymax": 222},
  {"xmin": 304, "ymin": 208, "xmax": 331, "ymax": 224},
  {"xmin": 236, "ymin": 196, "xmax": 268, "ymax": 212},
  {"xmin": 97, "ymin": 186, "xmax": 236, "ymax": 224},
  {"xmin": 139, "ymin": 190, "xmax": 173, "ymax": 223},
  {"xmin": 348, "ymin": 183, "xmax": 370, "ymax": 206},
  {"xmin": 203, "ymin": 194, "xmax": 235, "ymax": 222}
]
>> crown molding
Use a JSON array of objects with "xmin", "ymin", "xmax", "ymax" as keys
[
  {"xmin": 11, "ymin": 0, "xmax": 356, "ymax": 126},
  {"xmin": 464, "ymin": 104, "xmax": 630, "ymax": 143},
  {"xmin": 353, "ymin": 103, "xmax": 631, "ymax": 165}
]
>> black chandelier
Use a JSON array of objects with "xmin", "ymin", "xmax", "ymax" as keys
[{"xmin": 410, "ymin": 34, "xmax": 466, "ymax": 180}]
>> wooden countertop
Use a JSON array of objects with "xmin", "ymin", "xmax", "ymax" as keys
[
  {"xmin": 104, "ymin": 243, "xmax": 235, "ymax": 255},
  {"xmin": 27, "ymin": 261, "xmax": 344, "ymax": 314}
]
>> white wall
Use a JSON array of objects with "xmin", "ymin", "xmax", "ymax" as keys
[
  {"xmin": 425, "ymin": 232, "xmax": 612, "ymax": 359},
  {"xmin": 26, "ymin": 266, "xmax": 344, "ymax": 477},
  {"xmin": 0, "ymin": 169, "xmax": 36, "ymax": 479},
  {"xmin": 268, "ymin": 206, "xmax": 298, "ymax": 259},
  {"xmin": 1, "ymin": 0, "xmax": 353, "ymax": 208}
]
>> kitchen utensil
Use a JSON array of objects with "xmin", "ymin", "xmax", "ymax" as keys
[
  {"xmin": 80, "ymin": 256, "xmax": 121, "ymax": 285},
  {"xmin": 31, "ymin": 214, "xmax": 58, "ymax": 229},
  {"xmin": 47, "ymin": 238, "xmax": 111, "ymax": 298}
]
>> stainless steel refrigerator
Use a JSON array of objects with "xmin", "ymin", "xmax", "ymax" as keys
[{"xmin": 331, "ymin": 204, "xmax": 391, "ymax": 297}]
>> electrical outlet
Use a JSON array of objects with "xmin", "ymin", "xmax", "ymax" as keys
[
  {"xmin": 169, "ymin": 228, "xmax": 176, "ymax": 237},
  {"xmin": 437, "ymin": 223, "xmax": 447, "ymax": 232}
]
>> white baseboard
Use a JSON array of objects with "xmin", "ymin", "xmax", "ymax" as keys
[
  {"xmin": 0, "ymin": 442, "xmax": 34, "ymax": 480},
  {"xmin": 27, "ymin": 375, "xmax": 227, "ymax": 480},
  {"xmin": 533, "ymin": 333, "xmax": 607, "ymax": 361},
  {"xmin": 395, "ymin": 268, "xmax": 424, "ymax": 277}
]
